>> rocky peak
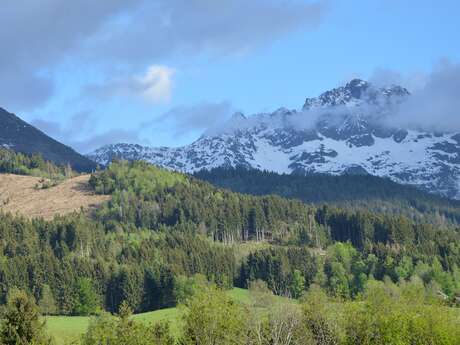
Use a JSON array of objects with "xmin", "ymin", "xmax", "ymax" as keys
[
  {"xmin": 345, "ymin": 78, "xmax": 370, "ymax": 98},
  {"xmin": 303, "ymin": 79, "xmax": 409, "ymax": 110}
]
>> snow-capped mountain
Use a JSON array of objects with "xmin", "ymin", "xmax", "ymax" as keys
[{"xmin": 88, "ymin": 79, "xmax": 460, "ymax": 199}]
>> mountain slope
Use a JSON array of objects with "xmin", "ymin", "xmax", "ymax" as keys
[
  {"xmin": 89, "ymin": 79, "xmax": 460, "ymax": 199},
  {"xmin": 0, "ymin": 107, "xmax": 96, "ymax": 172}
]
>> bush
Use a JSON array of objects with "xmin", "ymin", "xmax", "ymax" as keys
[{"xmin": 0, "ymin": 289, "xmax": 52, "ymax": 345}]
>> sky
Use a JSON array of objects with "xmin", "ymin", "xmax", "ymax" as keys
[{"xmin": 1, "ymin": 0, "xmax": 459, "ymax": 153}]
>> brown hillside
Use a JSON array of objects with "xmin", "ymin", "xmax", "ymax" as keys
[{"xmin": 0, "ymin": 174, "xmax": 110, "ymax": 220}]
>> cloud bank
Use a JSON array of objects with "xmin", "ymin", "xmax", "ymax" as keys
[
  {"xmin": 0, "ymin": 0, "xmax": 327, "ymax": 110},
  {"xmin": 0, "ymin": 0, "xmax": 136, "ymax": 110},
  {"xmin": 393, "ymin": 61, "xmax": 460, "ymax": 132},
  {"xmin": 33, "ymin": 101, "xmax": 233, "ymax": 152}
]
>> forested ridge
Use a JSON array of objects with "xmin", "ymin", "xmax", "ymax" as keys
[
  {"xmin": 1, "ymin": 160, "xmax": 460, "ymax": 344},
  {"xmin": 195, "ymin": 167, "xmax": 460, "ymax": 225}
]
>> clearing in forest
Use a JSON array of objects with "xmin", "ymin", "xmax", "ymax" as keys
[{"xmin": 0, "ymin": 174, "xmax": 109, "ymax": 220}]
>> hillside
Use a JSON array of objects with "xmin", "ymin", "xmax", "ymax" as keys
[
  {"xmin": 194, "ymin": 167, "xmax": 460, "ymax": 225},
  {"xmin": 0, "ymin": 174, "xmax": 109, "ymax": 220},
  {"xmin": 0, "ymin": 107, "xmax": 96, "ymax": 172},
  {"xmin": 0, "ymin": 160, "xmax": 460, "ymax": 333}
]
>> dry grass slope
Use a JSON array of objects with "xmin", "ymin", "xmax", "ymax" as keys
[{"xmin": 0, "ymin": 174, "xmax": 109, "ymax": 220}]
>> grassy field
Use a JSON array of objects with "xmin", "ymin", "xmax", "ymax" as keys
[{"xmin": 46, "ymin": 288, "xmax": 251, "ymax": 345}]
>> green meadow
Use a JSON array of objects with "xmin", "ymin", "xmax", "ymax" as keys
[{"xmin": 46, "ymin": 288, "xmax": 251, "ymax": 345}]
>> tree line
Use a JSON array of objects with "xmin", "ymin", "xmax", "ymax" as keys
[
  {"xmin": 195, "ymin": 167, "xmax": 460, "ymax": 225},
  {"xmin": 0, "ymin": 148, "xmax": 74, "ymax": 186},
  {"xmin": 3, "ymin": 279, "xmax": 460, "ymax": 345}
]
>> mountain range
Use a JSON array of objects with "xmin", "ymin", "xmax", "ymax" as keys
[
  {"xmin": 88, "ymin": 79, "xmax": 460, "ymax": 199},
  {"xmin": 0, "ymin": 107, "xmax": 96, "ymax": 172}
]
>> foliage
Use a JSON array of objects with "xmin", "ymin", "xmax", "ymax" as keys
[
  {"xmin": 81, "ymin": 307, "xmax": 175, "ymax": 345},
  {"xmin": 173, "ymin": 274, "xmax": 208, "ymax": 304},
  {"xmin": 301, "ymin": 285, "xmax": 342, "ymax": 345},
  {"xmin": 0, "ymin": 211, "xmax": 236, "ymax": 315},
  {"xmin": 0, "ymin": 148, "xmax": 74, "ymax": 184},
  {"xmin": 73, "ymin": 278, "xmax": 100, "ymax": 316},
  {"xmin": 1, "ymin": 161, "xmax": 460, "ymax": 318},
  {"xmin": 47, "ymin": 282, "xmax": 460, "ymax": 345},
  {"xmin": 0, "ymin": 289, "xmax": 52, "ymax": 345},
  {"xmin": 90, "ymin": 161, "xmax": 316, "ymax": 245},
  {"xmin": 291, "ymin": 270, "xmax": 306, "ymax": 299},
  {"xmin": 181, "ymin": 286, "xmax": 248, "ymax": 345},
  {"xmin": 343, "ymin": 279, "xmax": 460, "ymax": 345},
  {"xmin": 39, "ymin": 284, "xmax": 58, "ymax": 316}
]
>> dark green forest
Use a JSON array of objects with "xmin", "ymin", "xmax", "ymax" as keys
[{"xmin": 195, "ymin": 167, "xmax": 460, "ymax": 225}]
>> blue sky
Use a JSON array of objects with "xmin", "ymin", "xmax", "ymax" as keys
[{"xmin": 1, "ymin": 0, "xmax": 459, "ymax": 152}]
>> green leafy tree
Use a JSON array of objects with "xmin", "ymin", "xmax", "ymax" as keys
[
  {"xmin": 290, "ymin": 269, "xmax": 305, "ymax": 298},
  {"xmin": 301, "ymin": 285, "xmax": 340, "ymax": 345},
  {"xmin": 181, "ymin": 287, "xmax": 248, "ymax": 345},
  {"xmin": 74, "ymin": 278, "xmax": 100, "ymax": 316},
  {"xmin": 0, "ymin": 289, "xmax": 52, "ymax": 345},
  {"xmin": 82, "ymin": 301, "xmax": 174, "ymax": 345}
]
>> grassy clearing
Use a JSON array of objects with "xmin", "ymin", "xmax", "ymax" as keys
[
  {"xmin": 132, "ymin": 307, "xmax": 182, "ymax": 337},
  {"xmin": 46, "ymin": 288, "xmax": 251, "ymax": 345},
  {"xmin": 0, "ymin": 174, "xmax": 109, "ymax": 220},
  {"xmin": 45, "ymin": 316, "xmax": 90, "ymax": 345}
]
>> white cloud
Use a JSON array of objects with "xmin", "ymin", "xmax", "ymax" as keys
[
  {"xmin": 138, "ymin": 65, "xmax": 175, "ymax": 103},
  {"xmin": 86, "ymin": 64, "xmax": 176, "ymax": 104},
  {"xmin": 217, "ymin": 60, "xmax": 460, "ymax": 135}
]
